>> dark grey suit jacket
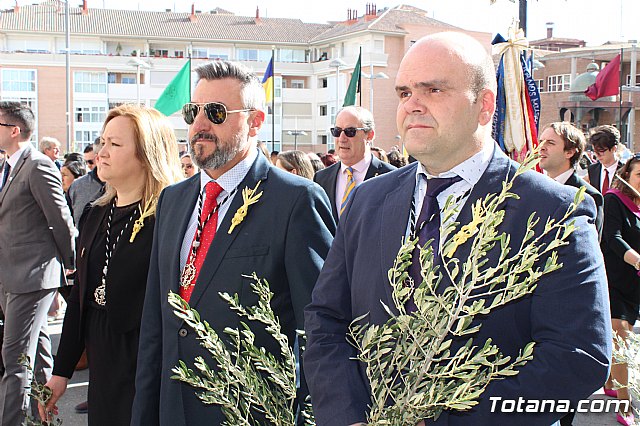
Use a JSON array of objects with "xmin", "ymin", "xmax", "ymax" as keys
[
  {"xmin": 0, "ymin": 145, "xmax": 75, "ymax": 293},
  {"xmin": 132, "ymin": 153, "xmax": 335, "ymax": 426},
  {"xmin": 314, "ymin": 156, "xmax": 396, "ymax": 222},
  {"xmin": 305, "ymin": 144, "xmax": 611, "ymax": 425}
]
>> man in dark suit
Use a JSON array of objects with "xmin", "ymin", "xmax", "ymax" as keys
[
  {"xmin": 314, "ymin": 106, "xmax": 395, "ymax": 222},
  {"xmin": 586, "ymin": 125, "xmax": 624, "ymax": 194},
  {"xmin": 0, "ymin": 101, "xmax": 75, "ymax": 425},
  {"xmin": 304, "ymin": 32, "xmax": 611, "ymax": 426},
  {"xmin": 132, "ymin": 61, "xmax": 335, "ymax": 425},
  {"xmin": 539, "ymin": 122, "xmax": 604, "ymax": 240}
]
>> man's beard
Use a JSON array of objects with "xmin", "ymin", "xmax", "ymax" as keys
[{"xmin": 190, "ymin": 132, "xmax": 246, "ymax": 170}]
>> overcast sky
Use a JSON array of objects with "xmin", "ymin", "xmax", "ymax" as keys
[{"xmin": 5, "ymin": 0, "xmax": 639, "ymax": 46}]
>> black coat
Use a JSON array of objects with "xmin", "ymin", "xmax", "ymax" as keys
[
  {"xmin": 53, "ymin": 202, "xmax": 155, "ymax": 378},
  {"xmin": 565, "ymin": 172, "xmax": 604, "ymax": 240}
]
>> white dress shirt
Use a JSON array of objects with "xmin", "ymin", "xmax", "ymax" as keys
[
  {"xmin": 406, "ymin": 141, "xmax": 494, "ymax": 239},
  {"xmin": 600, "ymin": 161, "xmax": 618, "ymax": 192},
  {"xmin": 335, "ymin": 151, "xmax": 372, "ymax": 213},
  {"xmin": 553, "ymin": 168, "xmax": 574, "ymax": 185},
  {"xmin": 179, "ymin": 147, "xmax": 258, "ymax": 271}
]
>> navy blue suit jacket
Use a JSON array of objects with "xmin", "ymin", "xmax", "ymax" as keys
[
  {"xmin": 132, "ymin": 153, "xmax": 336, "ymax": 425},
  {"xmin": 304, "ymin": 145, "xmax": 611, "ymax": 425}
]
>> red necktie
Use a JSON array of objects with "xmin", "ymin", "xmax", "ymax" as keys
[
  {"xmin": 180, "ymin": 181, "xmax": 224, "ymax": 302},
  {"xmin": 602, "ymin": 169, "xmax": 609, "ymax": 194}
]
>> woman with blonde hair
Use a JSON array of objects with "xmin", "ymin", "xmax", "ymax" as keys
[
  {"xmin": 39, "ymin": 105, "xmax": 183, "ymax": 425},
  {"xmin": 276, "ymin": 150, "xmax": 315, "ymax": 180}
]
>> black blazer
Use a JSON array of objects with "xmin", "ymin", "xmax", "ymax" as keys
[
  {"xmin": 53, "ymin": 202, "xmax": 155, "ymax": 378},
  {"xmin": 314, "ymin": 156, "xmax": 396, "ymax": 221},
  {"xmin": 565, "ymin": 172, "xmax": 604, "ymax": 240},
  {"xmin": 587, "ymin": 161, "xmax": 623, "ymax": 193},
  {"xmin": 601, "ymin": 192, "xmax": 640, "ymax": 305}
]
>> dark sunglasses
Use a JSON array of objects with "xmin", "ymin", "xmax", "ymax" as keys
[
  {"xmin": 86, "ymin": 160, "xmax": 95, "ymax": 165},
  {"xmin": 330, "ymin": 127, "xmax": 367, "ymax": 138},
  {"xmin": 0, "ymin": 122, "xmax": 17, "ymax": 128},
  {"xmin": 182, "ymin": 102, "xmax": 255, "ymax": 125}
]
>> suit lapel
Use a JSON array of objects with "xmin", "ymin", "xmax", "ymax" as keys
[
  {"xmin": 364, "ymin": 156, "xmax": 382, "ymax": 180},
  {"xmin": 188, "ymin": 155, "xmax": 270, "ymax": 308},
  {"xmin": 380, "ymin": 164, "xmax": 417, "ymax": 306},
  {"xmin": 328, "ymin": 163, "xmax": 339, "ymax": 221},
  {"xmin": 171, "ymin": 176, "xmax": 201, "ymax": 291},
  {"xmin": 565, "ymin": 172, "xmax": 579, "ymax": 188},
  {"xmin": 0, "ymin": 146, "xmax": 30, "ymax": 204}
]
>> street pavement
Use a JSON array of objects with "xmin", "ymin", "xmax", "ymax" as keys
[{"xmin": 45, "ymin": 317, "xmax": 636, "ymax": 426}]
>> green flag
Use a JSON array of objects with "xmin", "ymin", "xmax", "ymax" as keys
[
  {"xmin": 155, "ymin": 59, "xmax": 191, "ymax": 116},
  {"xmin": 342, "ymin": 53, "xmax": 361, "ymax": 107}
]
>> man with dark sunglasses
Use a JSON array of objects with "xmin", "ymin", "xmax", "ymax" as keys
[
  {"xmin": 83, "ymin": 145, "xmax": 96, "ymax": 171},
  {"xmin": 132, "ymin": 60, "xmax": 335, "ymax": 426},
  {"xmin": 314, "ymin": 106, "xmax": 396, "ymax": 222},
  {"xmin": 586, "ymin": 125, "xmax": 624, "ymax": 194}
]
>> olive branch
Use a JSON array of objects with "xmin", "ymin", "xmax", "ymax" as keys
[
  {"xmin": 348, "ymin": 152, "xmax": 586, "ymax": 425},
  {"xmin": 169, "ymin": 273, "xmax": 312, "ymax": 425},
  {"xmin": 17, "ymin": 354, "xmax": 63, "ymax": 426},
  {"xmin": 612, "ymin": 330, "xmax": 640, "ymax": 416}
]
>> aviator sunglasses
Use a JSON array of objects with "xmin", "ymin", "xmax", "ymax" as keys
[
  {"xmin": 182, "ymin": 102, "xmax": 255, "ymax": 125},
  {"xmin": 330, "ymin": 127, "xmax": 367, "ymax": 138}
]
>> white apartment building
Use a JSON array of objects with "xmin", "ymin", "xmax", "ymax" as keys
[{"xmin": 0, "ymin": 1, "xmax": 491, "ymax": 153}]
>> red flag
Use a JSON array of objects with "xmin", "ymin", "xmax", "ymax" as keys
[{"xmin": 585, "ymin": 54, "xmax": 620, "ymax": 100}]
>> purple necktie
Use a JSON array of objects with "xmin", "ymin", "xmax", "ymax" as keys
[{"xmin": 406, "ymin": 175, "xmax": 462, "ymax": 312}]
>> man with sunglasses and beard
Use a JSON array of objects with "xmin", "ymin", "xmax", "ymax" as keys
[
  {"xmin": 132, "ymin": 60, "xmax": 335, "ymax": 426},
  {"xmin": 314, "ymin": 106, "xmax": 396, "ymax": 222}
]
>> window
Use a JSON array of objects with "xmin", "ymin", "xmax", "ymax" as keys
[
  {"xmin": 374, "ymin": 40, "xmax": 384, "ymax": 52},
  {"xmin": 2, "ymin": 69, "xmax": 36, "ymax": 92},
  {"xmin": 280, "ymin": 49, "xmax": 306, "ymax": 63},
  {"xmin": 174, "ymin": 50, "xmax": 184, "ymax": 58},
  {"xmin": 320, "ymin": 77, "xmax": 328, "ymax": 88},
  {"xmin": 75, "ymin": 104, "xmax": 107, "ymax": 123},
  {"xmin": 237, "ymin": 49, "xmax": 271, "ymax": 62},
  {"xmin": 318, "ymin": 134, "xmax": 327, "ymax": 145},
  {"xmin": 107, "ymin": 73, "xmax": 117, "ymax": 84},
  {"xmin": 547, "ymin": 74, "xmax": 571, "ymax": 92},
  {"xmin": 74, "ymin": 72, "xmax": 107, "ymax": 93},
  {"xmin": 192, "ymin": 49, "xmax": 207, "ymax": 59},
  {"xmin": 208, "ymin": 51, "xmax": 229, "ymax": 60},
  {"xmin": 625, "ymin": 74, "xmax": 640, "ymax": 86},
  {"xmin": 74, "ymin": 130, "xmax": 100, "ymax": 150},
  {"xmin": 153, "ymin": 49, "xmax": 169, "ymax": 58},
  {"xmin": 319, "ymin": 105, "xmax": 327, "ymax": 116},
  {"xmin": 291, "ymin": 80, "xmax": 305, "ymax": 89},
  {"xmin": 535, "ymin": 79, "xmax": 544, "ymax": 92},
  {"xmin": 121, "ymin": 76, "xmax": 136, "ymax": 84}
]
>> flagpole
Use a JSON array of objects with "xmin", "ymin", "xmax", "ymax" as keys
[
  {"xmin": 619, "ymin": 47, "xmax": 623, "ymax": 137},
  {"xmin": 358, "ymin": 46, "xmax": 362, "ymax": 107},
  {"xmin": 271, "ymin": 48, "xmax": 275, "ymax": 153}
]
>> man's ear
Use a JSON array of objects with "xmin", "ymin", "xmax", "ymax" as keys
[
  {"xmin": 365, "ymin": 129, "xmax": 375, "ymax": 143},
  {"xmin": 248, "ymin": 110, "xmax": 265, "ymax": 137},
  {"xmin": 477, "ymin": 89, "xmax": 496, "ymax": 126},
  {"xmin": 565, "ymin": 147, "xmax": 576, "ymax": 160}
]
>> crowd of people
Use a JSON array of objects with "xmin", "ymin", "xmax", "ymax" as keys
[{"xmin": 0, "ymin": 30, "xmax": 636, "ymax": 426}]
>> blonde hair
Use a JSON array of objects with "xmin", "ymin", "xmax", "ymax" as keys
[{"xmin": 94, "ymin": 105, "xmax": 183, "ymax": 215}]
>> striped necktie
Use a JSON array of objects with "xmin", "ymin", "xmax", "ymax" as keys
[{"xmin": 340, "ymin": 166, "xmax": 356, "ymax": 216}]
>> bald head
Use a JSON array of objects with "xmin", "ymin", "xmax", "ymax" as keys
[
  {"xmin": 395, "ymin": 32, "xmax": 497, "ymax": 174},
  {"xmin": 405, "ymin": 32, "xmax": 497, "ymax": 100}
]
